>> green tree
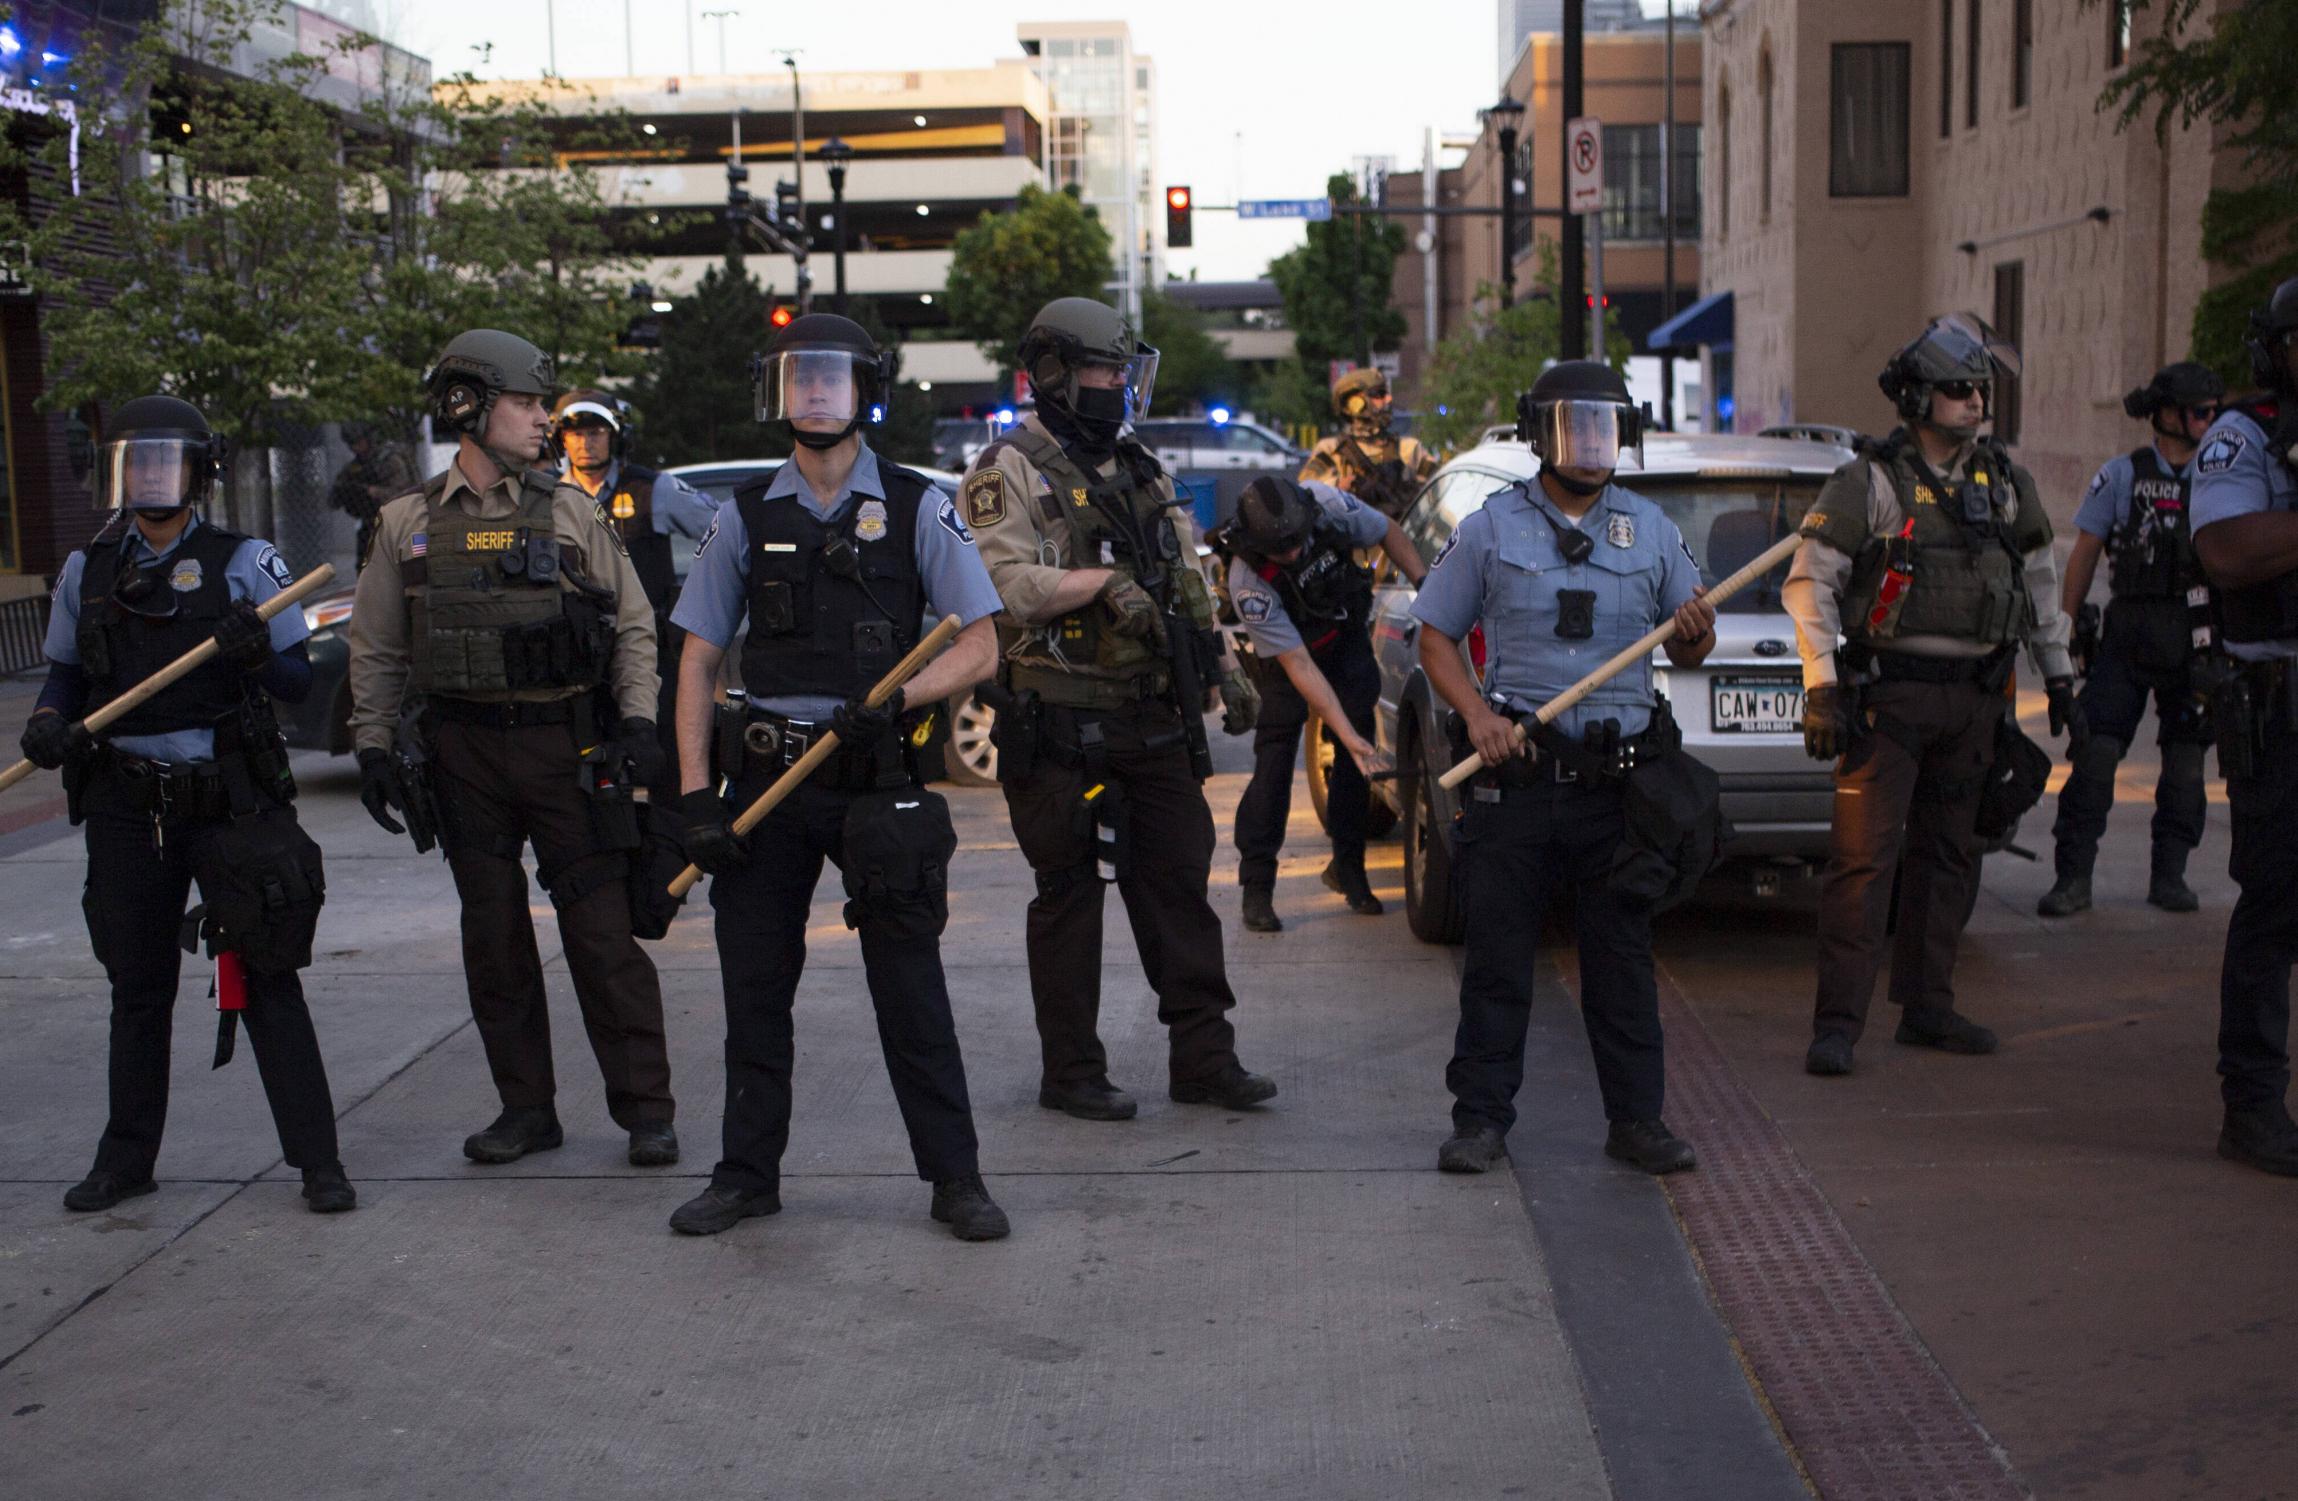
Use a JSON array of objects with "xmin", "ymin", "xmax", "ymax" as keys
[
  {"xmin": 1266, "ymin": 173, "xmax": 1408, "ymax": 378},
  {"xmin": 1416, "ymin": 246, "xmax": 1631, "ymax": 453},
  {"xmin": 1139, "ymin": 288, "xmax": 1235, "ymax": 412},
  {"xmin": 2094, "ymin": 0, "xmax": 2298, "ymax": 381},
  {"xmin": 943, "ymin": 182, "xmax": 1114, "ymax": 374},
  {"xmin": 625, "ymin": 258, "xmax": 779, "ymax": 466}
]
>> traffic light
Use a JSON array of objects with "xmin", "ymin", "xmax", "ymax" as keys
[
  {"xmin": 726, "ymin": 160, "xmax": 751, "ymax": 209},
  {"xmin": 769, "ymin": 304, "xmax": 795, "ymax": 330},
  {"xmin": 774, "ymin": 179, "xmax": 801, "ymax": 231},
  {"xmin": 1165, "ymin": 185, "xmax": 1193, "ymax": 249}
]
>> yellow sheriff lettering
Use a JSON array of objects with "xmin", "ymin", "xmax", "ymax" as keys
[{"xmin": 465, "ymin": 529, "xmax": 518, "ymax": 550}]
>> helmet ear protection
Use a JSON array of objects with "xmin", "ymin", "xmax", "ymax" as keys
[{"xmin": 439, "ymin": 379, "xmax": 486, "ymax": 432}]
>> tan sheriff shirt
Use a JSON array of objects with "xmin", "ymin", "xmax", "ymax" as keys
[
  {"xmin": 346, "ymin": 457, "xmax": 659, "ymax": 754},
  {"xmin": 961, "ymin": 413, "xmax": 1220, "ymax": 678}
]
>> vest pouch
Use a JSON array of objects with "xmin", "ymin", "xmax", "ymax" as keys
[
  {"xmin": 1975, "ymin": 712, "xmax": 2051, "ymax": 843},
  {"xmin": 1605, "ymin": 746, "xmax": 1728, "ymax": 912},
  {"xmin": 627, "ymin": 797, "xmax": 687, "ymax": 941},
  {"xmin": 754, "ymin": 579, "xmax": 801, "ymax": 635},
  {"xmin": 839, "ymin": 788, "xmax": 955, "ymax": 942},
  {"xmin": 76, "ymin": 608, "xmax": 116, "ymax": 681},
  {"xmin": 189, "ymin": 809, "xmax": 326, "ymax": 972}
]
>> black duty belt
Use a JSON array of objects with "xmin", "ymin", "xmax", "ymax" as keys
[
  {"xmin": 97, "ymin": 752, "xmax": 236, "ymax": 823},
  {"xmin": 739, "ymin": 708, "xmax": 910, "ymax": 791},
  {"xmin": 1871, "ymin": 649, "xmax": 2009, "ymax": 686},
  {"xmin": 426, "ymin": 695, "xmax": 583, "ymax": 728}
]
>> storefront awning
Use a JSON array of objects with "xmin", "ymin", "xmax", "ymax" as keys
[{"xmin": 1647, "ymin": 290, "xmax": 1733, "ymax": 353}]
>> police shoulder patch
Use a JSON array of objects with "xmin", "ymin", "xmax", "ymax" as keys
[
  {"xmin": 1238, "ymin": 591, "xmax": 1274, "ymax": 623},
  {"xmin": 1429, "ymin": 530, "xmax": 1460, "ymax": 571},
  {"xmin": 964, "ymin": 469, "xmax": 1008, "ymax": 527},
  {"xmin": 254, "ymin": 544, "xmax": 294, "ymax": 589},
  {"xmin": 2196, "ymin": 432, "xmax": 2247, "ymax": 476},
  {"xmin": 936, "ymin": 495, "xmax": 976, "ymax": 545},
  {"xmin": 693, "ymin": 517, "xmax": 720, "ymax": 557}
]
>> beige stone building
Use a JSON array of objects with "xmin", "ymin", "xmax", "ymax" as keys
[{"xmin": 1698, "ymin": 0, "xmax": 2232, "ymax": 511}]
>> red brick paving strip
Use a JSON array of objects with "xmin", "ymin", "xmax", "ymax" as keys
[{"xmin": 1651, "ymin": 958, "xmax": 2029, "ymax": 1500}]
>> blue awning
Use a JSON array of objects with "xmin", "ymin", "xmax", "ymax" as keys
[{"xmin": 1647, "ymin": 290, "xmax": 1733, "ymax": 353}]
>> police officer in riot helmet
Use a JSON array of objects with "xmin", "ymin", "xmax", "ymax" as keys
[
  {"xmin": 2039, "ymin": 361, "xmax": 2226, "ymax": 918},
  {"xmin": 962, "ymin": 296, "xmax": 1276, "ymax": 1123},
  {"xmin": 550, "ymin": 388, "xmax": 715, "ymax": 800},
  {"xmin": 1417, "ymin": 361, "xmax": 1718, "ymax": 1177},
  {"xmin": 346, "ymin": 328, "xmax": 680, "ymax": 1172},
  {"xmin": 21, "ymin": 395, "xmax": 354, "ymax": 1214},
  {"xmin": 1300, "ymin": 367, "xmax": 1438, "ymax": 521},
  {"xmin": 1223, "ymin": 474, "xmax": 1422, "ymax": 931},
  {"xmin": 667, "ymin": 313, "xmax": 1011, "ymax": 1240},
  {"xmin": 2188, "ymin": 274, "xmax": 2298, "ymax": 1177},
  {"xmin": 1787, "ymin": 314, "xmax": 2080, "ymax": 1078}
]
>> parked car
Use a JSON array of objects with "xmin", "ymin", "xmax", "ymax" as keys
[
  {"xmin": 1370, "ymin": 431, "xmax": 1854, "ymax": 942},
  {"xmin": 1133, "ymin": 416, "xmax": 1306, "ymax": 534}
]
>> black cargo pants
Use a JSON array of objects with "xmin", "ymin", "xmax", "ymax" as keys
[
  {"xmin": 2049, "ymin": 645, "xmax": 2210, "ymax": 883},
  {"xmin": 2219, "ymin": 705, "xmax": 2297, "ymax": 1112},
  {"xmin": 1233, "ymin": 627, "xmax": 1382, "ymax": 890}
]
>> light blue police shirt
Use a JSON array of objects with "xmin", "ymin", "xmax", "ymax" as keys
[
  {"xmin": 669, "ymin": 444, "xmax": 1002, "ymax": 717},
  {"xmin": 1227, "ymin": 481, "xmax": 1390, "ymax": 657},
  {"xmin": 43, "ymin": 514, "xmax": 313, "ymax": 762},
  {"xmin": 2190, "ymin": 408, "xmax": 2298, "ymax": 663},
  {"xmin": 2073, "ymin": 444, "xmax": 2190, "ymax": 542},
  {"xmin": 1410, "ymin": 478, "xmax": 1698, "ymax": 738},
  {"xmin": 583, "ymin": 459, "xmax": 718, "ymax": 542}
]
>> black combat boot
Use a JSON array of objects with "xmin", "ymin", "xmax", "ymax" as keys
[
  {"xmin": 2036, "ymin": 875, "xmax": 2091, "ymax": 917},
  {"xmin": 1895, "ymin": 1008, "xmax": 1999, "ymax": 1055},
  {"xmin": 301, "ymin": 1165, "xmax": 357, "ymax": 1213},
  {"xmin": 1604, "ymin": 1119, "xmax": 1698, "ymax": 1175},
  {"xmin": 627, "ymin": 1122, "xmax": 680, "ymax": 1167},
  {"xmin": 461, "ymin": 1106, "xmax": 565, "ymax": 1165},
  {"xmin": 930, "ymin": 1175, "xmax": 1012, "ymax": 1241},
  {"xmin": 62, "ymin": 1171, "xmax": 157, "ymax": 1213},
  {"xmin": 1805, "ymin": 1032, "xmax": 1855, "ymax": 1076},
  {"xmin": 669, "ymin": 1183, "xmax": 781, "ymax": 1235},
  {"xmin": 1321, "ymin": 858, "xmax": 1385, "ymax": 915},
  {"xmin": 2147, "ymin": 868, "xmax": 2199, "ymax": 913},
  {"xmin": 1170, "ymin": 1062, "xmax": 1279, "ymax": 1109},
  {"xmin": 1038, "ymin": 1076, "xmax": 1138, "ymax": 1121},
  {"xmin": 2218, "ymin": 1103, "xmax": 2298, "ymax": 1177},
  {"xmin": 1241, "ymin": 885, "xmax": 1282, "ymax": 933},
  {"xmin": 1436, "ymin": 1125, "xmax": 1508, "ymax": 1174}
]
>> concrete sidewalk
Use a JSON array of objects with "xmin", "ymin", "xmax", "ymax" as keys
[{"xmin": 0, "ymin": 746, "xmax": 1730, "ymax": 1500}]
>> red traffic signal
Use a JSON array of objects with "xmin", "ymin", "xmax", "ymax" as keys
[
  {"xmin": 769, "ymin": 304, "xmax": 795, "ymax": 329},
  {"xmin": 1165, "ymin": 184, "xmax": 1193, "ymax": 250}
]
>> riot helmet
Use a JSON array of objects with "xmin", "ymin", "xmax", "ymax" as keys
[
  {"xmin": 753, "ymin": 313, "xmax": 894, "ymax": 452},
  {"xmin": 2244, "ymin": 276, "xmax": 2298, "ymax": 394},
  {"xmin": 2123, "ymin": 361, "xmax": 2225, "ymax": 419},
  {"xmin": 1331, "ymin": 366, "xmax": 1393, "ymax": 439},
  {"xmin": 1517, "ymin": 361, "xmax": 1642, "ymax": 494},
  {"xmin": 1230, "ymin": 476, "xmax": 1320, "ymax": 560},
  {"xmin": 1878, "ymin": 313, "xmax": 2020, "ymax": 437},
  {"xmin": 426, "ymin": 328, "xmax": 558, "ymax": 437},
  {"xmin": 1018, "ymin": 297, "xmax": 1159, "ymax": 454},
  {"xmin": 552, "ymin": 388, "xmax": 626, "ymax": 470},
  {"xmin": 96, "ymin": 395, "xmax": 227, "ymax": 516}
]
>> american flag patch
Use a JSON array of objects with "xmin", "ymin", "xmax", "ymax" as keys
[{"xmin": 410, "ymin": 532, "xmax": 426, "ymax": 557}]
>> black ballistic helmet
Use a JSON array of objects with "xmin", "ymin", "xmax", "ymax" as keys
[
  {"xmin": 1877, "ymin": 313, "xmax": 2019, "ymax": 424},
  {"xmin": 1516, "ymin": 360, "xmax": 1644, "ymax": 473},
  {"xmin": 2245, "ymin": 276, "xmax": 2298, "ymax": 393},
  {"xmin": 1231, "ymin": 476, "xmax": 1320, "ymax": 557},
  {"xmin": 2122, "ymin": 361, "xmax": 2226, "ymax": 419},
  {"xmin": 97, "ymin": 395, "xmax": 228, "ymax": 514},
  {"xmin": 752, "ymin": 313, "xmax": 895, "ymax": 450}
]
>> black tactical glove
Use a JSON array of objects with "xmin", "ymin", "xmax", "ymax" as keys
[
  {"xmin": 211, "ymin": 599, "xmax": 274, "ymax": 673},
  {"xmin": 676, "ymin": 787, "xmax": 747, "ymax": 876},
  {"xmin": 20, "ymin": 711, "xmax": 92, "ymax": 771},
  {"xmin": 2045, "ymin": 676, "xmax": 2090, "ymax": 752},
  {"xmin": 612, "ymin": 717, "xmax": 668, "ymax": 789},
  {"xmin": 356, "ymin": 747, "xmax": 406, "ymax": 835},
  {"xmin": 829, "ymin": 686, "xmax": 904, "ymax": 747},
  {"xmin": 1802, "ymin": 684, "xmax": 1851, "ymax": 762}
]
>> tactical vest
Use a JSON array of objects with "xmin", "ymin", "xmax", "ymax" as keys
[
  {"xmin": 1839, "ymin": 441, "xmax": 2046, "ymax": 648},
  {"xmin": 402, "ymin": 469, "xmax": 616, "ymax": 697},
  {"xmin": 1329, "ymin": 435, "xmax": 1418, "ymax": 517},
  {"xmin": 986, "ymin": 427, "xmax": 1216, "ymax": 682},
  {"xmin": 2107, "ymin": 447, "xmax": 2199, "ymax": 600},
  {"xmin": 2210, "ymin": 401, "xmax": 2298, "ymax": 645},
  {"xmin": 733, "ymin": 464, "xmax": 930, "ymax": 700},
  {"xmin": 77, "ymin": 521, "xmax": 255, "ymax": 739},
  {"xmin": 1246, "ymin": 528, "xmax": 1373, "ymax": 652},
  {"xmin": 600, "ymin": 462, "xmax": 676, "ymax": 614}
]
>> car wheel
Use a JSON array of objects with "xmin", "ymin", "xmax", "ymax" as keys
[
  {"xmin": 1305, "ymin": 709, "xmax": 1400, "ymax": 839},
  {"xmin": 1401, "ymin": 728, "xmax": 1466, "ymax": 945},
  {"xmin": 940, "ymin": 688, "xmax": 1000, "ymax": 787}
]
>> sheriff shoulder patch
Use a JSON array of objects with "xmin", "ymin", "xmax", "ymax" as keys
[
  {"xmin": 2196, "ymin": 432, "xmax": 2247, "ymax": 476},
  {"xmin": 254, "ymin": 544, "xmax": 294, "ymax": 589},
  {"xmin": 936, "ymin": 495, "xmax": 976, "ymax": 545},
  {"xmin": 964, "ymin": 470, "xmax": 1008, "ymax": 528}
]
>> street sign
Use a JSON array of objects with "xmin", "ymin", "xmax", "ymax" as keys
[
  {"xmin": 1566, "ymin": 117, "xmax": 1604, "ymax": 215},
  {"xmin": 1239, "ymin": 199, "xmax": 1334, "ymax": 222},
  {"xmin": 0, "ymin": 240, "xmax": 31, "ymax": 299}
]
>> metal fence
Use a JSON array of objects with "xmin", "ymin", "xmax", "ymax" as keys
[{"xmin": 0, "ymin": 591, "xmax": 48, "ymax": 676}]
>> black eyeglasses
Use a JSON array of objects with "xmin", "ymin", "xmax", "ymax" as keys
[
  {"xmin": 1933, "ymin": 380, "xmax": 1990, "ymax": 401},
  {"xmin": 2184, "ymin": 402, "xmax": 2222, "ymax": 420}
]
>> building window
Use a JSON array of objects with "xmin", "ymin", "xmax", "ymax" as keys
[
  {"xmin": 1993, "ymin": 260, "xmax": 2025, "ymax": 444},
  {"xmin": 1718, "ymin": 82, "xmax": 1732, "ymax": 238},
  {"xmin": 2108, "ymin": 0, "xmax": 2130, "ymax": 67},
  {"xmin": 1966, "ymin": 0, "xmax": 1982, "ymax": 128},
  {"xmin": 1830, "ymin": 43, "xmax": 1911, "ymax": 198},
  {"xmin": 2012, "ymin": 0, "xmax": 2033, "ymax": 109},
  {"xmin": 1939, "ymin": 0, "xmax": 1954, "ymax": 139},
  {"xmin": 1758, "ymin": 48, "xmax": 1774, "ymax": 224},
  {"xmin": 1601, "ymin": 123, "xmax": 1702, "ymax": 241}
]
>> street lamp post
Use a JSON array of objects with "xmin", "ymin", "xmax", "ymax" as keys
[
  {"xmin": 1482, "ymin": 96, "xmax": 1527, "ymax": 310},
  {"xmin": 820, "ymin": 135, "xmax": 853, "ymax": 315}
]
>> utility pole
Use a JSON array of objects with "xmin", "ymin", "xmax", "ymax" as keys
[
  {"xmin": 624, "ymin": 0, "xmax": 635, "ymax": 77},
  {"xmin": 1660, "ymin": 0, "xmax": 1677, "ymax": 429},
  {"xmin": 686, "ymin": 1, "xmax": 695, "ymax": 75},
  {"xmin": 1485, "ymin": 97, "xmax": 1526, "ymax": 309},
  {"xmin": 1560, "ymin": 0, "xmax": 1585, "ymax": 359},
  {"xmin": 701, "ymin": 9, "xmax": 737, "ymax": 74},
  {"xmin": 781, "ymin": 51, "xmax": 808, "ymax": 314},
  {"xmin": 545, "ymin": 0, "xmax": 558, "ymax": 77}
]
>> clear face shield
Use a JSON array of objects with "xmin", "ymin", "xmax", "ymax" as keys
[
  {"xmin": 753, "ymin": 348, "xmax": 887, "ymax": 430},
  {"xmin": 1075, "ymin": 347, "xmax": 1160, "ymax": 422},
  {"xmin": 1527, "ymin": 398, "xmax": 1644, "ymax": 475},
  {"xmin": 96, "ymin": 437, "xmax": 208, "ymax": 513}
]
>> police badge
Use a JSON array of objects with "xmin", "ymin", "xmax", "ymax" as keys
[
  {"xmin": 855, "ymin": 498, "xmax": 889, "ymax": 542},
  {"xmin": 169, "ymin": 559, "xmax": 204, "ymax": 592},
  {"xmin": 1606, "ymin": 514, "xmax": 1636, "ymax": 550}
]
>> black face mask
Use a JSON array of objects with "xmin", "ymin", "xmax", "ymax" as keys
[{"xmin": 1056, "ymin": 384, "xmax": 1129, "ymax": 454}]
